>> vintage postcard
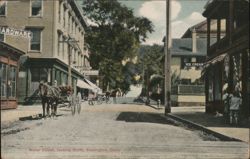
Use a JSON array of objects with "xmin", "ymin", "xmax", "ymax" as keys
[{"xmin": 1, "ymin": 0, "xmax": 249, "ymax": 158}]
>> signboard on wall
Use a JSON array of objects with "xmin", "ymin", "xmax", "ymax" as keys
[
  {"xmin": 81, "ymin": 70, "xmax": 99, "ymax": 76},
  {"xmin": 185, "ymin": 63, "xmax": 204, "ymax": 67},
  {"xmin": 0, "ymin": 26, "xmax": 32, "ymax": 39}
]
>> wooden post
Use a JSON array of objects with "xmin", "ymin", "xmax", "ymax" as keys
[
  {"xmin": 242, "ymin": 50, "xmax": 249, "ymax": 117},
  {"xmin": 217, "ymin": 19, "xmax": 221, "ymax": 42},
  {"xmin": 229, "ymin": 0, "xmax": 234, "ymax": 45},
  {"xmin": 207, "ymin": 18, "xmax": 211, "ymax": 55}
]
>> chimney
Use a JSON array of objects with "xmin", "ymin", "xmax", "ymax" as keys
[{"xmin": 192, "ymin": 28, "xmax": 197, "ymax": 53}]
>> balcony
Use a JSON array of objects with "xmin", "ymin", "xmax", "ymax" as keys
[{"xmin": 208, "ymin": 23, "xmax": 249, "ymax": 57}]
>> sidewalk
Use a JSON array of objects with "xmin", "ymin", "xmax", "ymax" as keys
[
  {"xmin": 169, "ymin": 106, "xmax": 249, "ymax": 143},
  {"xmin": 1, "ymin": 105, "xmax": 41, "ymax": 125}
]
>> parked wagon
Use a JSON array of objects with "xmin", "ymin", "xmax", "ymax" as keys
[
  {"xmin": 58, "ymin": 86, "xmax": 81, "ymax": 115},
  {"xmin": 39, "ymin": 83, "xmax": 81, "ymax": 117}
]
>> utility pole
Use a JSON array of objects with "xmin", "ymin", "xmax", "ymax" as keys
[
  {"xmin": 68, "ymin": 44, "xmax": 72, "ymax": 86},
  {"xmin": 59, "ymin": 37, "xmax": 79, "ymax": 87},
  {"xmin": 165, "ymin": 0, "xmax": 171, "ymax": 114}
]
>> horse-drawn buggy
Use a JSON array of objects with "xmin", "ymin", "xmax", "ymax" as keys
[{"xmin": 39, "ymin": 83, "xmax": 81, "ymax": 117}]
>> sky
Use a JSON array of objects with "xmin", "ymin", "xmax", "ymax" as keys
[{"xmin": 119, "ymin": 0, "xmax": 208, "ymax": 45}]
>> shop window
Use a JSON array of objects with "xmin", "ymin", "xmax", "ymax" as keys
[
  {"xmin": 8, "ymin": 66, "xmax": 16, "ymax": 98},
  {"xmin": 0, "ymin": 63, "xmax": 7, "ymax": 97},
  {"xmin": 31, "ymin": 68, "xmax": 48, "ymax": 82},
  {"xmin": 0, "ymin": 64, "xmax": 17, "ymax": 98},
  {"xmin": 0, "ymin": 33, "xmax": 5, "ymax": 42},
  {"xmin": 0, "ymin": 1, "xmax": 6, "ymax": 16},
  {"xmin": 28, "ymin": 28, "xmax": 41, "ymax": 51},
  {"xmin": 31, "ymin": 0, "xmax": 42, "ymax": 16}
]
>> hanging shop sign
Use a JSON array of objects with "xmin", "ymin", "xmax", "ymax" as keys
[{"xmin": 0, "ymin": 26, "xmax": 32, "ymax": 39}]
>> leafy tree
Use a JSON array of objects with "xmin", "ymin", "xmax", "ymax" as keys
[{"xmin": 82, "ymin": 0, "xmax": 154, "ymax": 92}]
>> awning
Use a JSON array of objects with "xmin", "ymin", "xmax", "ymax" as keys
[
  {"xmin": 77, "ymin": 79, "xmax": 93, "ymax": 90},
  {"xmin": 201, "ymin": 53, "xmax": 227, "ymax": 77},
  {"xmin": 203, "ymin": 53, "xmax": 227, "ymax": 69},
  {"xmin": 84, "ymin": 79, "xmax": 102, "ymax": 94}
]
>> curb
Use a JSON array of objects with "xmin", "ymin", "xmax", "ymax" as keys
[
  {"xmin": 1, "ymin": 112, "xmax": 42, "ymax": 127},
  {"xmin": 166, "ymin": 113, "xmax": 243, "ymax": 142}
]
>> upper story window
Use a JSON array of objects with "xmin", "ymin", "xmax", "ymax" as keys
[
  {"xmin": 0, "ymin": 1, "xmax": 7, "ymax": 16},
  {"xmin": 63, "ymin": 5, "xmax": 67, "ymax": 27},
  {"xmin": 58, "ymin": 1, "xmax": 61, "ymax": 23},
  {"xmin": 31, "ymin": 0, "xmax": 42, "ymax": 16},
  {"xmin": 28, "ymin": 28, "xmax": 42, "ymax": 51}
]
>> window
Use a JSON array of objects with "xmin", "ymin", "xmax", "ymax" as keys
[
  {"xmin": 68, "ymin": 15, "xmax": 71, "ymax": 32},
  {"xmin": 63, "ymin": 6, "xmax": 66, "ymax": 27},
  {"xmin": 0, "ymin": 63, "xmax": 17, "ymax": 98},
  {"xmin": 0, "ymin": 33, "xmax": 4, "ymax": 42},
  {"xmin": 0, "ymin": 63, "xmax": 7, "ymax": 97},
  {"xmin": 8, "ymin": 66, "xmax": 16, "ymax": 98},
  {"xmin": 31, "ymin": 0, "xmax": 42, "ymax": 16},
  {"xmin": 0, "ymin": 1, "xmax": 6, "ymax": 16},
  {"xmin": 28, "ymin": 28, "xmax": 41, "ymax": 51},
  {"xmin": 57, "ymin": 32, "xmax": 62, "ymax": 56},
  {"xmin": 58, "ymin": 1, "xmax": 61, "ymax": 23},
  {"xmin": 30, "ymin": 68, "xmax": 48, "ymax": 82}
]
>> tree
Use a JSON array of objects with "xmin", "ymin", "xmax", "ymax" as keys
[
  {"xmin": 82, "ymin": 0, "xmax": 154, "ymax": 92},
  {"xmin": 136, "ymin": 44, "xmax": 164, "ymax": 100}
]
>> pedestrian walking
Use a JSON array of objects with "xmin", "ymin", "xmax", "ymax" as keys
[{"xmin": 229, "ymin": 91, "xmax": 242, "ymax": 125}]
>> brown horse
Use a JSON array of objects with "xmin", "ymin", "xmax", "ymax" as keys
[{"xmin": 39, "ymin": 82, "xmax": 60, "ymax": 117}]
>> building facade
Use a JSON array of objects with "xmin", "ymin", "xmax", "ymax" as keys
[
  {"xmin": 0, "ymin": 0, "xmax": 93, "ymax": 104},
  {"xmin": 0, "ymin": 42, "xmax": 25, "ymax": 109},
  {"xmin": 166, "ymin": 20, "xmax": 225, "ymax": 106},
  {"xmin": 203, "ymin": 0, "xmax": 249, "ymax": 119}
]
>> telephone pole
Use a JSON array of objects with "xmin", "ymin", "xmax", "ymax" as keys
[
  {"xmin": 68, "ymin": 45, "xmax": 72, "ymax": 86},
  {"xmin": 165, "ymin": 0, "xmax": 171, "ymax": 114}
]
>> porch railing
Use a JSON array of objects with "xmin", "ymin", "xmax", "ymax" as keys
[{"xmin": 171, "ymin": 84, "xmax": 205, "ymax": 95}]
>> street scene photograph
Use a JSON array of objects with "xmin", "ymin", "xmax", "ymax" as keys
[{"xmin": 0, "ymin": 0, "xmax": 249, "ymax": 158}]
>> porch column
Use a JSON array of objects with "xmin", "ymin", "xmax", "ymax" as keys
[
  {"xmin": 217, "ymin": 18, "xmax": 221, "ymax": 42},
  {"xmin": 242, "ymin": 51, "xmax": 249, "ymax": 117},
  {"xmin": 207, "ymin": 18, "xmax": 211, "ymax": 56},
  {"xmin": 228, "ymin": 0, "xmax": 234, "ymax": 45}
]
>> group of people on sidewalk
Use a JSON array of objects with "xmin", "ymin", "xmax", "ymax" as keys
[{"xmin": 222, "ymin": 83, "xmax": 242, "ymax": 125}]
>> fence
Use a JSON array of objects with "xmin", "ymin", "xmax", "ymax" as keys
[{"xmin": 171, "ymin": 84, "xmax": 205, "ymax": 95}]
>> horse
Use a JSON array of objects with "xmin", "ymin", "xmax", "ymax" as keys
[{"xmin": 38, "ymin": 82, "xmax": 60, "ymax": 117}]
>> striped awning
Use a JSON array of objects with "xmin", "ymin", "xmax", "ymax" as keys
[
  {"xmin": 76, "ymin": 79, "xmax": 93, "ymax": 90},
  {"xmin": 84, "ymin": 79, "xmax": 102, "ymax": 94},
  {"xmin": 201, "ymin": 53, "xmax": 227, "ymax": 77}
]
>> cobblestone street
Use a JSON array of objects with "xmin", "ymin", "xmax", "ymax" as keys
[{"xmin": 1, "ymin": 103, "xmax": 249, "ymax": 159}]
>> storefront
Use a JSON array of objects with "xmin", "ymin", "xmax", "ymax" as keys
[
  {"xmin": 18, "ymin": 58, "xmax": 82, "ymax": 104},
  {"xmin": 0, "ymin": 42, "xmax": 25, "ymax": 109}
]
